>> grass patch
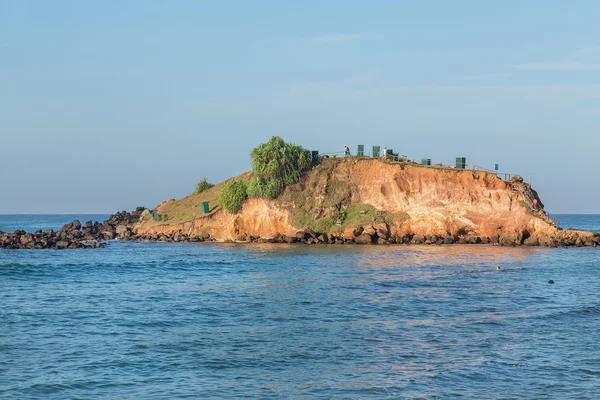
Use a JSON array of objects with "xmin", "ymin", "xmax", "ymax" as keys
[
  {"xmin": 519, "ymin": 200, "xmax": 532, "ymax": 215},
  {"xmin": 310, "ymin": 216, "xmax": 337, "ymax": 233},
  {"xmin": 284, "ymin": 200, "xmax": 409, "ymax": 234},
  {"xmin": 342, "ymin": 205, "xmax": 409, "ymax": 229},
  {"xmin": 343, "ymin": 205, "xmax": 378, "ymax": 227},
  {"xmin": 142, "ymin": 172, "xmax": 252, "ymax": 226}
]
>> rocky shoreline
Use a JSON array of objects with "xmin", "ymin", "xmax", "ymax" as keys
[
  {"xmin": 136, "ymin": 226, "xmax": 600, "ymax": 247},
  {"xmin": 2, "ymin": 207, "xmax": 599, "ymax": 249},
  {"xmin": 0, "ymin": 208, "xmax": 144, "ymax": 250}
]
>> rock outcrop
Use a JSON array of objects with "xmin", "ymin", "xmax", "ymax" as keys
[
  {"xmin": 134, "ymin": 158, "xmax": 599, "ymax": 247},
  {"xmin": 0, "ymin": 207, "xmax": 147, "ymax": 250}
]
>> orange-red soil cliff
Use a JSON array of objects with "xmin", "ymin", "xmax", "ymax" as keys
[{"xmin": 136, "ymin": 158, "xmax": 597, "ymax": 246}]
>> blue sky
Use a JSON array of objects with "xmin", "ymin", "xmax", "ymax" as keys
[{"xmin": 1, "ymin": 0, "xmax": 600, "ymax": 214}]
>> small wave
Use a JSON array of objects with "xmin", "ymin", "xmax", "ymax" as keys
[
  {"xmin": 576, "ymin": 305, "xmax": 600, "ymax": 316},
  {"xmin": 474, "ymin": 320, "xmax": 504, "ymax": 326},
  {"xmin": 0, "ymin": 262, "xmax": 30, "ymax": 268},
  {"xmin": 564, "ymin": 305, "xmax": 600, "ymax": 317},
  {"xmin": 363, "ymin": 337, "xmax": 385, "ymax": 342},
  {"xmin": 582, "ymin": 369, "xmax": 600, "ymax": 376},
  {"xmin": 457, "ymin": 269, "xmax": 485, "ymax": 274},
  {"xmin": 543, "ymin": 305, "xmax": 600, "ymax": 320}
]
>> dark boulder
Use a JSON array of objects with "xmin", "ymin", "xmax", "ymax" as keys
[
  {"xmin": 374, "ymin": 223, "xmax": 390, "ymax": 240},
  {"xmin": 317, "ymin": 233, "xmax": 329, "ymax": 244},
  {"xmin": 355, "ymin": 233, "xmax": 374, "ymax": 244},
  {"xmin": 500, "ymin": 236, "xmax": 518, "ymax": 246},
  {"xmin": 538, "ymin": 237, "xmax": 557, "ymax": 247},
  {"xmin": 305, "ymin": 229, "xmax": 319, "ymax": 239},
  {"xmin": 411, "ymin": 235, "xmax": 426, "ymax": 244},
  {"xmin": 56, "ymin": 241, "xmax": 70, "ymax": 249},
  {"xmin": 523, "ymin": 237, "xmax": 539, "ymax": 246},
  {"xmin": 285, "ymin": 236, "xmax": 297, "ymax": 244}
]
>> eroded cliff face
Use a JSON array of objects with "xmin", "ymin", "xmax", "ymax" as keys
[
  {"xmin": 135, "ymin": 158, "xmax": 591, "ymax": 246},
  {"xmin": 277, "ymin": 158, "xmax": 556, "ymax": 243}
]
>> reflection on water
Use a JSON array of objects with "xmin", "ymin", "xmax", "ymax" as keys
[
  {"xmin": 232, "ymin": 241, "xmax": 538, "ymax": 263},
  {"xmin": 1, "ymin": 239, "xmax": 600, "ymax": 398}
]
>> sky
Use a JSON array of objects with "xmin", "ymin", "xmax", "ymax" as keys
[{"xmin": 1, "ymin": 0, "xmax": 600, "ymax": 214}]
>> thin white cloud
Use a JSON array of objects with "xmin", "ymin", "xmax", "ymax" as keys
[
  {"xmin": 515, "ymin": 61, "xmax": 600, "ymax": 71},
  {"xmin": 308, "ymin": 33, "xmax": 363, "ymax": 45}
]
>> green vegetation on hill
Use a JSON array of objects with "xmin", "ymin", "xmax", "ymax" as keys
[
  {"xmin": 277, "ymin": 160, "xmax": 409, "ymax": 233},
  {"xmin": 219, "ymin": 179, "xmax": 249, "ymax": 213},
  {"xmin": 143, "ymin": 172, "xmax": 251, "ymax": 225},
  {"xmin": 247, "ymin": 136, "xmax": 312, "ymax": 199},
  {"xmin": 195, "ymin": 178, "xmax": 214, "ymax": 193},
  {"xmin": 149, "ymin": 148, "xmax": 411, "ymax": 230},
  {"xmin": 290, "ymin": 203, "xmax": 409, "ymax": 233}
]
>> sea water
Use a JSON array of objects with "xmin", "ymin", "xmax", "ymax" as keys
[{"xmin": 1, "ymin": 215, "xmax": 599, "ymax": 399}]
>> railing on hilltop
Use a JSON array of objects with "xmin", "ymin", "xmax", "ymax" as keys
[
  {"xmin": 471, "ymin": 164, "xmax": 522, "ymax": 182},
  {"xmin": 317, "ymin": 151, "xmax": 408, "ymax": 161},
  {"xmin": 312, "ymin": 151, "xmax": 527, "ymax": 183}
]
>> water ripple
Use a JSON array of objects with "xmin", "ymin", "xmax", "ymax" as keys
[{"xmin": 1, "ymin": 239, "xmax": 600, "ymax": 398}]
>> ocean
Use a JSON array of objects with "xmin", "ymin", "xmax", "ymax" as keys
[{"xmin": 1, "ymin": 214, "xmax": 600, "ymax": 399}]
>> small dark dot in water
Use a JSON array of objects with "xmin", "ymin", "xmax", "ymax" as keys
[
  {"xmin": 496, "ymin": 266, "xmax": 501, "ymax": 271},
  {"xmin": 548, "ymin": 280, "xmax": 555, "ymax": 284}
]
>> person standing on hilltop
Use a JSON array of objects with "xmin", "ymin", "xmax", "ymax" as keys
[
  {"xmin": 381, "ymin": 147, "xmax": 387, "ymax": 159},
  {"xmin": 344, "ymin": 146, "xmax": 351, "ymax": 156}
]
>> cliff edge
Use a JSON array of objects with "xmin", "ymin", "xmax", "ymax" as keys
[{"xmin": 135, "ymin": 158, "xmax": 597, "ymax": 246}]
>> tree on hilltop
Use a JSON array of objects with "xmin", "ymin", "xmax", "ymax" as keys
[{"xmin": 247, "ymin": 136, "xmax": 312, "ymax": 199}]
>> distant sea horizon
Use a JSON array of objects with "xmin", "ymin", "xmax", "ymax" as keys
[
  {"xmin": 0, "ymin": 214, "xmax": 110, "ymax": 233},
  {"xmin": 1, "ymin": 213, "xmax": 599, "ymax": 234}
]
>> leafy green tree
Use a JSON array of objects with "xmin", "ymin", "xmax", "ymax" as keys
[
  {"xmin": 247, "ymin": 136, "xmax": 312, "ymax": 199},
  {"xmin": 219, "ymin": 179, "xmax": 248, "ymax": 213}
]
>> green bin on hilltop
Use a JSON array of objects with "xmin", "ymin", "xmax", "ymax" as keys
[
  {"xmin": 202, "ymin": 202, "xmax": 210, "ymax": 214},
  {"xmin": 357, "ymin": 144, "xmax": 364, "ymax": 157}
]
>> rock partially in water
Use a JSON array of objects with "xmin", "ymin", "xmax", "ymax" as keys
[
  {"xmin": 355, "ymin": 232, "xmax": 375, "ymax": 245},
  {"xmin": 0, "ymin": 207, "xmax": 149, "ymax": 250}
]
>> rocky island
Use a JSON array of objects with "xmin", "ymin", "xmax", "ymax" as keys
[{"xmin": 2, "ymin": 137, "xmax": 599, "ymax": 249}]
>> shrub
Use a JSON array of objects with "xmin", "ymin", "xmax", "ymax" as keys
[
  {"xmin": 247, "ymin": 136, "xmax": 312, "ymax": 199},
  {"xmin": 195, "ymin": 178, "xmax": 214, "ymax": 193},
  {"xmin": 219, "ymin": 179, "xmax": 248, "ymax": 213}
]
